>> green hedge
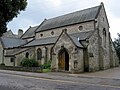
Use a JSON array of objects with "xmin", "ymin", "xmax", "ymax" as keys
[
  {"xmin": 42, "ymin": 60, "xmax": 51, "ymax": 69},
  {"xmin": 0, "ymin": 63, "xmax": 5, "ymax": 66},
  {"xmin": 20, "ymin": 58, "xmax": 39, "ymax": 67}
]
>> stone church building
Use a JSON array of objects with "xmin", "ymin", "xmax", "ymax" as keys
[{"xmin": 0, "ymin": 3, "xmax": 119, "ymax": 73}]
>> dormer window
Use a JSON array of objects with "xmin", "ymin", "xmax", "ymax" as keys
[{"xmin": 79, "ymin": 26, "xmax": 83, "ymax": 31}]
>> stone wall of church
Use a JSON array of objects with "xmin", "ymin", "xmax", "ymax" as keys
[
  {"xmin": 0, "ymin": 42, "xmax": 3, "ymax": 64},
  {"xmin": 4, "ymin": 57, "xmax": 14, "ymax": 66},
  {"xmin": 35, "ymin": 45, "xmax": 53, "ymax": 65},
  {"xmin": 94, "ymin": 5, "xmax": 119, "ymax": 70},
  {"xmin": 2, "ymin": 49, "xmax": 15, "ymax": 66},
  {"xmin": 52, "ymin": 31, "xmax": 84, "ymax": 72},
  {"xmin": 98, "ymin": 5, "xmax": 110, "ymax": 69},
  {"xmin": 87, "ymin": 30, "xmax": 100, "ymax": 72},
  {"xmin": 15, "ymin": 48, "xmax": 35, "ymax": 66},
  {"xmin": 36, "ymin": 21, "xmax": 94, "ymax": 39}
]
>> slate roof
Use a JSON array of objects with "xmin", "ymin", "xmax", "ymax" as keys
[
  {"xmin": 21, "ymin": 26, "xmax": 38, "ymax": 39},
  {"xmin": 70, "ymin": 30, "xmax": 94, "ymax": 40},
  {"xmin": 5, "ymin": 48, "xmax": 30, "ymax": 56},
  {"xmin": 36, "ymin": 5, "xmax": 100, "ymax": 32},
  {"xmin": 1, "ymin": 37, "xmax": 27, "ymax": 49},
  {"xmin": 69, "ymin": 31, "xmax": 94, "ymax": 48},
  {"xmin": 2, "ymin": 30, "xmax": 18, "ymax": 38},
  {"xmin": 70, "ymin": 36, "xmax": 83, "ymax": 48},
  {"xmin": 24, "ymin": 30, "xmax": 93, "ymax": 48},
  {"xmin": 24, "ymin": 36, "xmax": 58, "ymax": 47}
]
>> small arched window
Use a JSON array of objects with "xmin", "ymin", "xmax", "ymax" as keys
[
  {"xmin": 37, "ymin": 48, "xmax": 42, "ymax": 60},
  {"xmin": 26, "ymin": 52, "xmax": 29, "ymax": 58}
]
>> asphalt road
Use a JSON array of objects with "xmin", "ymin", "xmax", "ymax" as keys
[{"xmin": 0, "ymin": 73, "xmax": 120, "ymax": 90}]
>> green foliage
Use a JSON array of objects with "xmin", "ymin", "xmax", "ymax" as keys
[
  {"xmin": 20, "ymin": 58, "xmax": 39, "ymax": 67},
  {"xmin": 0, "ymin": 63, "xmax": 5, "ymax": 66},
  {"xmin": 43, "ymin": 69, "xmax": 51, "ymax": 73},
  {"xmin": 0, "ymin": 0, "xmax": 27, "ymax": 36},
  {"xmin": 42, "ymin": 60, "xmax": 51, "ymax": 69},
  {"xmin": 113, "ymin": 33, "xmax": 120, "ymax": 63}
]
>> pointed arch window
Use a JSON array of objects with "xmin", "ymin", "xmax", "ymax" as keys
[
  {"xmin": 37, "ymin": 48, "xmax": 42, "ymax": 60},
  {"xmin": 103, "ymin": 28, "xmax": 107, "ymax": 48},
  {"xmin": 26, "ymin": 52, "xmax": 29, "ymax": 58},
  {"xmin": 50, "ymin": 47, "xmax": 53, "ymax": 60}
]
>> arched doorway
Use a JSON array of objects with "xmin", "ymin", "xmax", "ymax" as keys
[{"xmin": 58, "ymin": 48, "xmax": 69, "ymax": 71}]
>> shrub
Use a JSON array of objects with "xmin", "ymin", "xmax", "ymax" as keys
[
  {"xmin": 42, "ymin": 60, "xmax": 51, "ymax": 69},
  {"xmin": 20, "ymin": 58, "xmax": 39, "ymax": 67},
  {"xmin": 0, "ymin": 63, "xmax": 5, "ymax": 66},
  {"xmin": 29, "ymin": 58, "xmax": 39, "ymax": 67}
]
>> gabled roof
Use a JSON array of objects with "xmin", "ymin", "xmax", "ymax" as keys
[
  {"xmin": 5, "ymin": 48, "xmax": 30, "ymax": 56},
  {"xmin": 36, "ymin": 5, "xmax": 100, "ymax": 32},
  {"xmin": 21, "ymin": 26, "xmax": 38, "ymax": 39},
  {"xmin": 24, "ymin": 36, "xmax": 58, "ymax": 47},
  {"xmin": 2, "ymin": 30, "xmax": 18, "ymax": 38},
  {"xmin": 1, "ymin": 37, "xmax": 27, "ymax": 49}
]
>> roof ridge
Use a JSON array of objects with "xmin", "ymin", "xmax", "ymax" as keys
[{"xmin": 36, "ymin": 4, "xmax": 101, "ymax": 32}]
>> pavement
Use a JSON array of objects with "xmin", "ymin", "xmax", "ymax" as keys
[{"xmin": 0, "ymin": 66, "xmax": 120, "ymax": 80}]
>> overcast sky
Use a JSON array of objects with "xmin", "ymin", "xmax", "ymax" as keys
[{"xmin": 7, "ymin": 0, "xmax": 120, "ymax": 40}]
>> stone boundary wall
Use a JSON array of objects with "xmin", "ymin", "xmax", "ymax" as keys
[{"xmin": 0, "ymin": 66, "xmax": 43, "ymax": 73}]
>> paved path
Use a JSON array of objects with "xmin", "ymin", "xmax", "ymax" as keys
[{"xmin": 78, "ymin": 67, "xmax": 120, "ymax": 79}]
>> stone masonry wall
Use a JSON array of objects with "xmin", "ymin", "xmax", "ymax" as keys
[
  {"xmin": 36, "ymin": 21, "xmax": 94, "ymax": 39},
  {"xmin": 0, "ymin": 42, "xmax": 3, "ymax": 64},
  {"xmin": 97, "ymin": 5, "xmax": 111, "ymax": 69},
  {"xmin": 35, "ymin": 45, "xmax": 53, "ymax": 65},
  {"xmin": 88, "ymin": 30, "xmax": 100, "ymax": 72},
  {"xmin": 52, "ymin": 31, "xmax": 84, "ymax": 72},
  {"xmin": 15, "ymin": 48, "xmax": 35, "ymax": 66}
]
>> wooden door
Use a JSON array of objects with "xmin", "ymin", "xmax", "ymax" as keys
[
  {"xmin": 58, "ymin": 48, "xmax": 69, "ymax": 71},
  {"xmin": 58, "ymin": 52, "xmax": 65, "ymax": 70}
]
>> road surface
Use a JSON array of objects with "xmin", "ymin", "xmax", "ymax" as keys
[{"xmin": 0, "ymin": 72, "xmax": 120, "ymax": 90}]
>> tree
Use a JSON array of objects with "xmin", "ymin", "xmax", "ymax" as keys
[
  {"xmin": 113, "ymin": 33, "xmax": 120, "ymax": 62},
  {"xmin": 0, "ymin": 0, "xmax": 27, "ymax": 36}
]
